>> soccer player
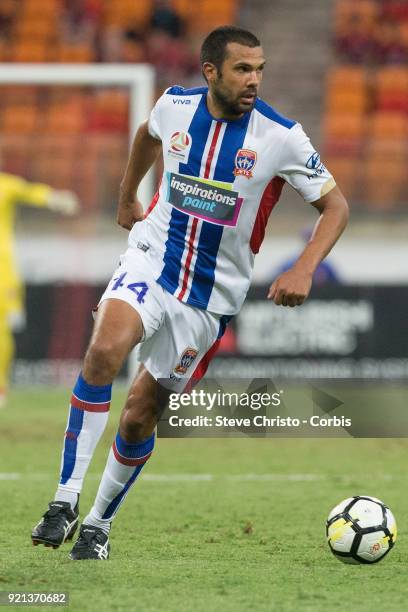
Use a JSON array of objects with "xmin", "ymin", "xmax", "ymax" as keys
[
  {"xmin": 31, "ymin": 26, "xmax": 349, "ymax": 559},
  {"xmin": 0, "ymin": 172, "xmax": 79, "ymax": 406}
]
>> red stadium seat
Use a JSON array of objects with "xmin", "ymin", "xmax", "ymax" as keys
[
  {"xmin": 87, "ymin": 90, "xmax": 129, "ymax": 133},
  {"xmin": 375, "ymin": 67, "xmax": 408, "ymax": 92},
  {"xmin": 325, "ymin": 88, "xmax": 368, "ymax": 114},
  {"xmin": 324, "ymin": 113, "xmax": 365, "ymax": 155},
  {"xmin": 11, "ymin": 41, "xmax": 49, "ymax": 62},
  {"xmin": 1, "ymin": 105, "xmax": 38, "ymax": 133},
  {"xmin": 363, "ymin": 156, "xmax": 406, "ymax": 210},
  {"xmin": 326, "ymin": 66, "xmax": 367, "ymax": 91},
  {"xmin": 102, "ymin": 0, "xmax": 152, "ymax": 27},
  {"xmin": 14, "ymin": 16, "xmax": 56, "ymax": 42},
  {"xmin": 54, "ymin": 44, "xmax": 95, "ymax": 63},
  {"xmin": 374, "ymin": 67, "xmax": 408, "ymax": 112},
  {"xmin": 368, "ymin": 133, "xmax": 407, "ymax": 152},
  {"xmin": 0, "ymin": 134, "xmax": 34, "ymax": 176},
  {"xmin": 21, "ymin": 0, "xmax": 60, "ymax": 18},
  {"xmin": 173, "ymin": 0, "xmax": 194, "ymax": 18},
  {"xmin": 0, "ymin": 85, "xmax": 39, "ymax": 107},
  {"xmin": 44, "ymin": 103, "xmax": 84, "ymax": 134},
  {"xmin": 324, "ymin": 157, "xmax": 357, "ymax": 200},
  {"xmin": 370, "ymin": 112, "xmax": 407, "ymax": 139},
  {"xmin": 335, "ymin": 0, "xmax": 378, "ymax": 31}
]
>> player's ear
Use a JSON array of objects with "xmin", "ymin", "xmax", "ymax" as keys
[{"xmin": 202, "ymin": 62, "xmax": 217, "ymax": 84}]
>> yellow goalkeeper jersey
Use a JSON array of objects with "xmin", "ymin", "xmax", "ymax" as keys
[{"xmin": 0, "ymin": 172, "xmax": 52, "ymax": 317}]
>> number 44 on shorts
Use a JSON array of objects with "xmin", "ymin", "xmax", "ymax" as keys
[{"xmin": 111, "ymin": 272, "xmax": 149, "ymax": 304}]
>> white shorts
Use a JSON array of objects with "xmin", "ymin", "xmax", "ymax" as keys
[{"xmin": 99, "ymin": 246, "xmax": 225, "ymax": 391}]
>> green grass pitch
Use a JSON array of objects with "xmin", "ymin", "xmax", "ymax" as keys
[{"xmin": 1, "ymin": 388, "xmax": 408, "ymax": 612}]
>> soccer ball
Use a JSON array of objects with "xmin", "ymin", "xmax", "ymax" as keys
[{"xmin": 326, "ymin": 495, "xmax": 397, "ymax": 564}]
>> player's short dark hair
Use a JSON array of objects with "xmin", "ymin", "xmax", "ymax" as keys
[{"xmin": 200, "ymin": 26, "xmax": 261, "ymax": 76}]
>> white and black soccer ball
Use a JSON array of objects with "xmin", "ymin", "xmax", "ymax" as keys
[{"xmin": 326, "ymin": 495, "xmax": 397, "ymax": 564}]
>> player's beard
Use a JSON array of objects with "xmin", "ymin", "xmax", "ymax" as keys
[{"xmin": 212, "ymin": 77, "xmax": 256, "ymax": 118}]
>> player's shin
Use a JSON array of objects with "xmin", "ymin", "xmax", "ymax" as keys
[
  {"xmin": 55, "ymin": 373, "xmax": 112, "ymax": 509},
  {"xmin": 82, "ymin": 431, "xmax": 155, "ymax": 533}
]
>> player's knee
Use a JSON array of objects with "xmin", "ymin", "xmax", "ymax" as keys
[
  {"xmin": 120, "ymin": 391, "xmax": 158, "ymax": 442},
  {"xmin": 84, "ymin": 339, "xmax": 122, "ymax": 380}
]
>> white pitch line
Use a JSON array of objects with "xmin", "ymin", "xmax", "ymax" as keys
[
  {"xmin": 0, "ymin": 472, "xmax": 397, "ymax": 482},
  {"xmin": 143, "ymin": 474, "xmax": 213, "ymax": 482},
  {"xmin": 226, "ymin": 474, "xmax": 326, "ymax": 482}
]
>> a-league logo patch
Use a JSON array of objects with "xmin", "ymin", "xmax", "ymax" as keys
[
  {"xmin": 233, "ymin": 149, "xmax": 257, "ymax": 179},
  {"xmin": 168, "ymin": 132, "xmax": 192, "ymax": 161},
  {"xmin": 173, "ymin": 347, "xmax": 198, "ymax": 375},
  {"xmin": 170, "ymin": 131, "xmax": 190, "ymax": 152}
]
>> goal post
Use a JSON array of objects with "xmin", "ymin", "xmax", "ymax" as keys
[
  {"xmin": 0, "ymin": 63, "xmax": 156, "ymax": 204},
  {"xmin": 0, "ymin": 62, "xmax": 156, "ymax": 385}
]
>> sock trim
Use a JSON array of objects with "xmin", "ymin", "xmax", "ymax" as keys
[
  {"xmin": 113, "ymin": 432, "xmax": 155, "ymax": 465},
  {"xmin": 112, "ymin": 441, "xmax": 152, "ymax": 466},
  {"xmin": 73, "ymin": 373, "xmax": 112, "ymax": 404},
  {"xmin": 71, "ymin": 393, "xmax": 110, "ymax": 413}
]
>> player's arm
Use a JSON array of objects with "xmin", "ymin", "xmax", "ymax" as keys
[
  {"xmin": 268, "ymin": 185, "xmax": 349, "ymax": 306},
  {"xmin": 117, "ymin": 120, "xmax": 162, "ymax": 230},
  {"xmin": 2, "ymin": 172, "xmax": 79, "ymax": 215}
]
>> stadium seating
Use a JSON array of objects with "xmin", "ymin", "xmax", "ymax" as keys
[
  {"xmin": 54, "ymin": 44, "xmax": 95, "ymax": 63},
  {"xmin": 173, "ymin": 0, "xmax": 237, "ymax": 30},
  {"xmin": 2, "ymin": 106, "xmax": 38, "ymax": 133},
  {"xmin": 102, "ymin": 0, "xmax": 153, "ymax": 28},
  {"xmin": 14, "ymin": 17, "xmax": 56, "ymax": 43},
  {"xmin": 11, "ymin": 41, "xmax": 50, "ymax": 62},
  {"xmin": 0, "ymin": 0, "xmax": 238, "ymax": 210},
  {"xmin": 375, "ymin": 67, "xmax": 408, "ymax": 112},
  {"xmin": 324, "ymin": 0, "xmax": 408, "ymax": 210}
]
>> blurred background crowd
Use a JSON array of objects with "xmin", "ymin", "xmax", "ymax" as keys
[
  {"xmin": 0, "ymin": 0, "xmax": 407, "ymax": 212},
  {"xmin": 0, "ymin": 0, "xmax": 407, "ymax": 388}
]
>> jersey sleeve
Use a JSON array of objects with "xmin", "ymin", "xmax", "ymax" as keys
[
  {"xmin": 147, "ymin": 89, "xmax": 170, "ymax": 140},
  {"xmin": 277, "ymin": 123, "xmax": 336, "ymax": 202}
]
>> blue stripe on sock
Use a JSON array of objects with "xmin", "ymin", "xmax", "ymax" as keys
[
  {"xmin": 60, "ymin": 407, "xmax": 84, "ymax": 484},
  {"xmin": 115, "ymin": 432, "xmax": 155, "ymax": 459},
  {"xmin": 102, "ymin": 463, "xmax": 145, "ymax": 520},
  {"xmin": 101, "ymin": 434, "xmax": 155, "ymax": 520},
  {"xmin": 73, "ymin": 373, "xmax": 112, "ymax": 403}
]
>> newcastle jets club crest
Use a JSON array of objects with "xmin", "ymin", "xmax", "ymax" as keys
[
  {"xmin": 233, "ymin": 148, "xmax": 257, "ymax": 179},
  {"xmin": 173, "ymin": 347, "xmax": 198, "ymax": 375}
]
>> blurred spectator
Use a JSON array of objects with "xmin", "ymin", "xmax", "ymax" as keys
[
  {"xmin": 150, "ymin": 0, "xmax": 184, "ymax": 38},
  {"xmin": 382, "ymin": 1, "xmax": 408, "ymax": 22},
  {"xmin": 335, "ymin": 14, "xmax": 374, "ymax": 63},
  {"xmin": 120, "ymin": 30, "xmax": 146, "ymax": 64},
  {"xmin": 0, "ymin": 0, "xmax": 17, "ymax": 39},
  {"xmin": 60, "ymin": 0, "xmax": 102, "ymax": 45},
  {"xmin": 146, "ymin": 29, "xmax": 198, "ymax": 87},
  {"xmin": 99, "ymin": 26, "xmax": 123, "ymax": 62},
  {"xmin": 271, "ymin": 227, "xmax": 341, "ymax": 287},
  {"xmin": 373, "ymin": 19, "xmax": 408, "ymax": 64}
]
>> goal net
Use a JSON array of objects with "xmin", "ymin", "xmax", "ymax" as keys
[{"xmin": 0, "ymin": 63, "xmax": 155, "ymax": 385}]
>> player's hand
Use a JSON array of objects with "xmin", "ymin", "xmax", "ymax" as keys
[
  {"xmin": 267, "ymin": 267, "xmax": 313, "ymax": 307},
  {"xmin": 117, "ymin": 199, "xmax": 144, "ymax": 231},
  {"xmin": 48, "ymin": 190, "xmax": 80, "ymax": 215}
]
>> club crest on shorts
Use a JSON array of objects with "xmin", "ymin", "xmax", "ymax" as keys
[
  {"xmin": 173, "ymin": 347, "xmax": 198, "ymax": 375},
  {"xmin": 233, "ymin": 148, "xmax": 257, "ymax": 178}
]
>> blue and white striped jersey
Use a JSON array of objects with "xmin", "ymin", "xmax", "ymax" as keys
[{"xmin": 128, "ymin": 86, "xmax": 335, "ymax": 316}]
